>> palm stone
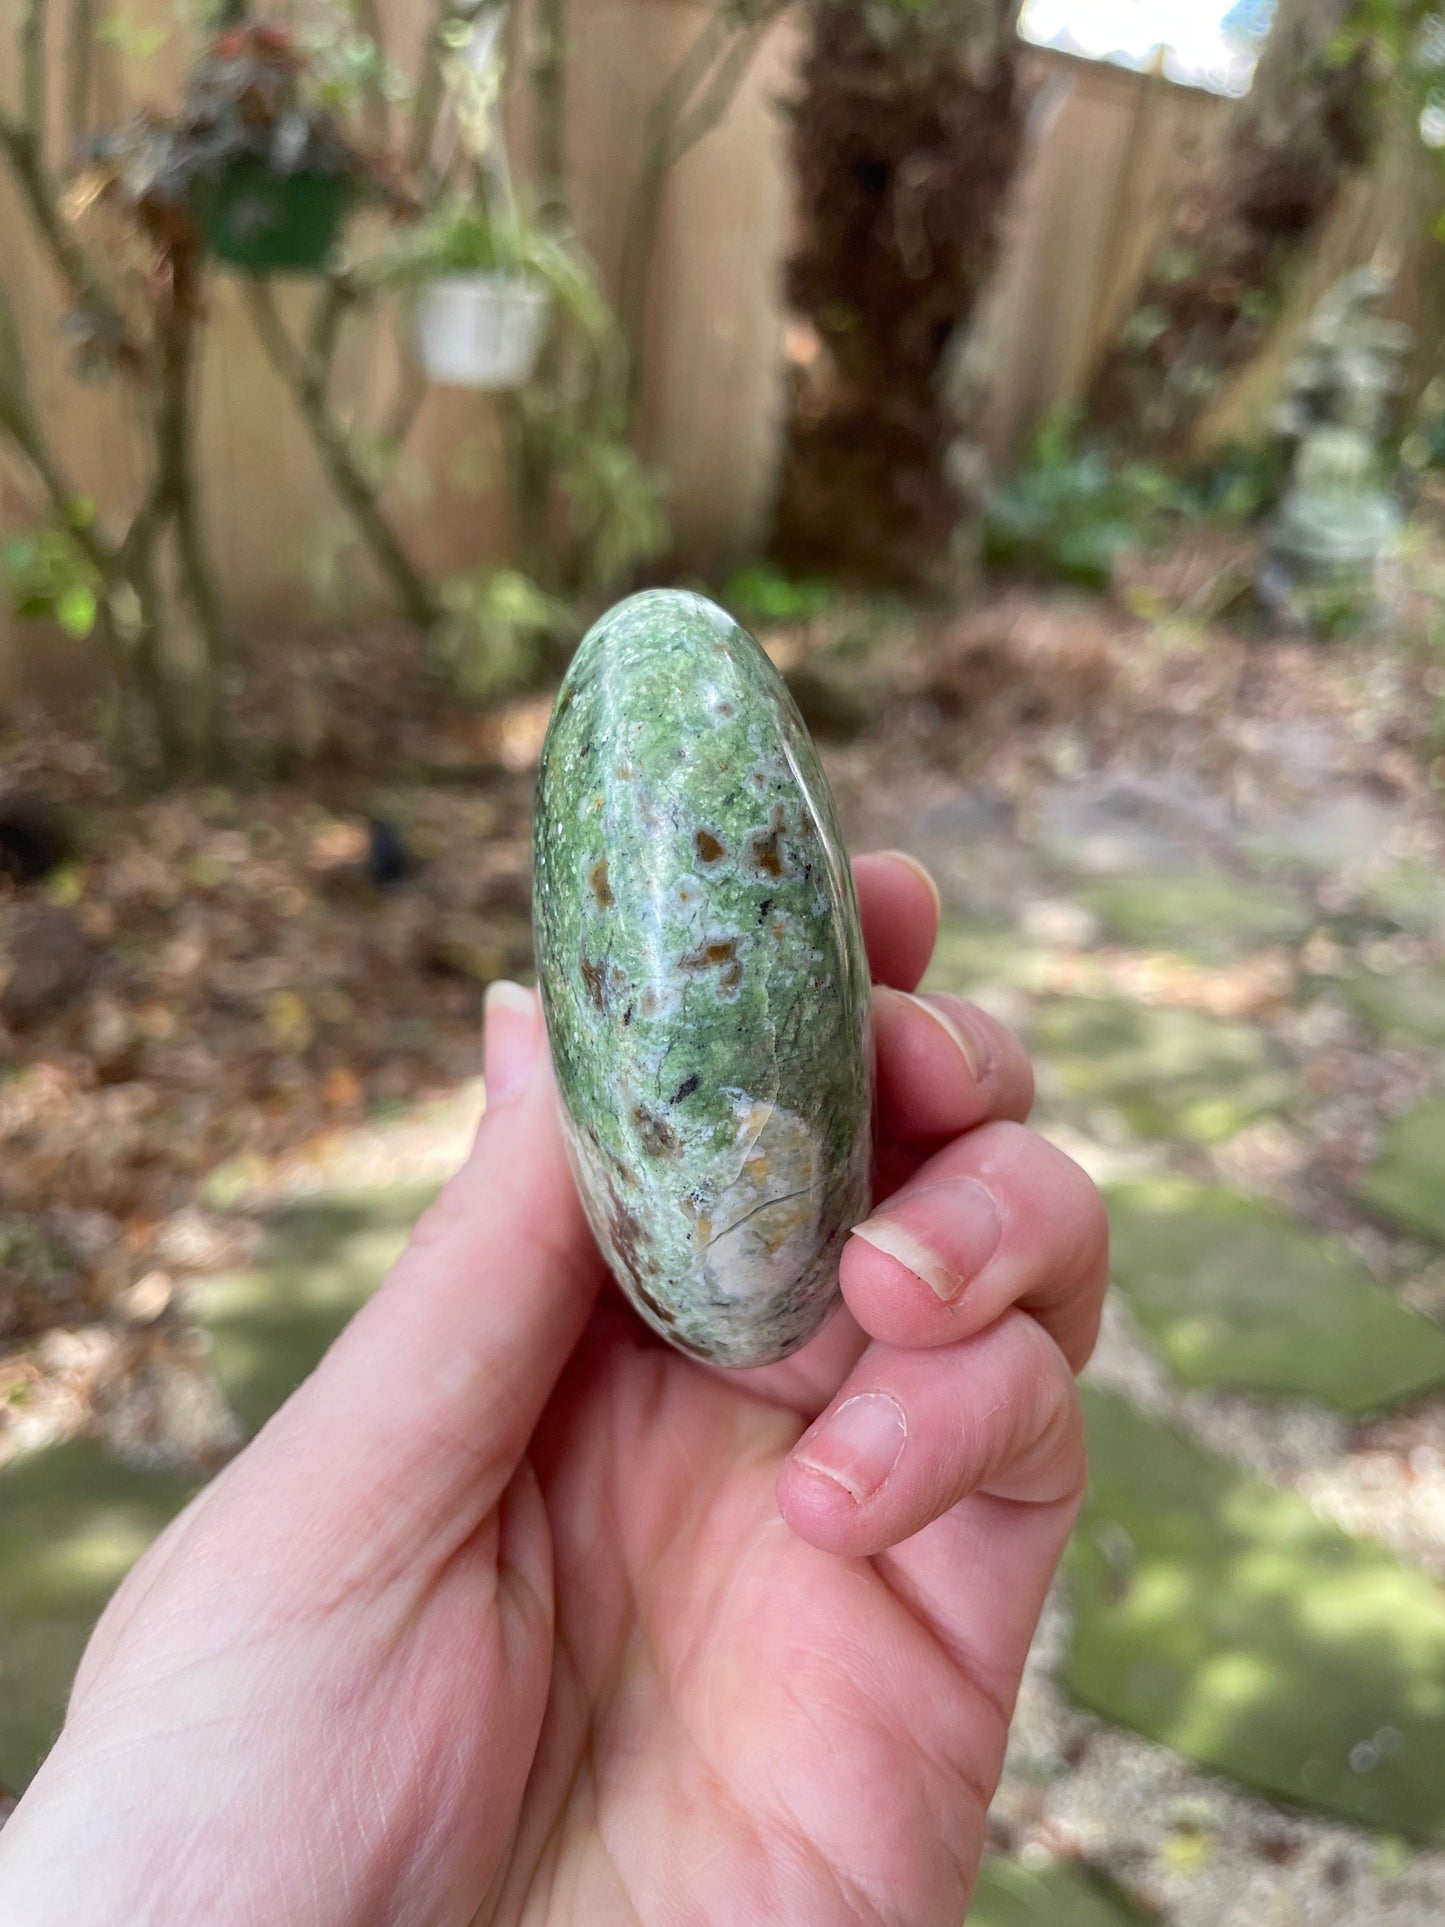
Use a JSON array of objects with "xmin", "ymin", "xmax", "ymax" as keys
[{"xmin": 532, "ymin": 590, "xmax": 873, "ymax": 1367}]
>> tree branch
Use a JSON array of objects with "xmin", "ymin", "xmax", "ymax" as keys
[
  {"xmin": 532, "ymin": 0, "xmax": 567, "ymax": 227},
  {"xmin": 618, "ymin": 2, "xmax": 782, "ymax": 383},
  {"xmin": 0, "ymin": 116, "xmax": 146, "ymax": 373},
  {"xmin": 19, "ymin": 0, "xmax": 47, "ymax": 150},
  {"xmin": 243, "ymin": 280, "xmax": 440, "ymax": 630},
  {"xmin": 0, "ymin": 277, "xmax": 177, "ymax": 776},
  {"xmin": 67, "ymin": 0, "xmax": 95, "ymax": 148},
  {"xmin": 155, "ymin": 242, "xmax": 230, "ymax": 769}
]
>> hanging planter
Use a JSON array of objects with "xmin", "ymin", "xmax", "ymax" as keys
[
  {"xmin": 85, "ymin": 26, "xmax": 403, "ymax": 279},
  {"xmin": 375, "ymin": 202, "xmax": 555, "ymax": 392},
  {"xmin": 413, "ymin": 271, "xmax": 550, "ymax": 390},
  {"xmin": 191, "ymin": 156, "xmax": 353, "ymax": 274}
]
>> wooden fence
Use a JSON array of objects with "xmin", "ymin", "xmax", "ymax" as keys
[{"xmin": 0, "ymin": 10, "xmax": 1418, "ymax": 689}]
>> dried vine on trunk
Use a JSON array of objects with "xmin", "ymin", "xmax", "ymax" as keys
[
  {"xmin": 772, "ymin": 0, "xmax": 1028, "ymax": 588},
  {"xmin": 1085, "ymin": 0, "xmax": 1377, "ymax": 459}
]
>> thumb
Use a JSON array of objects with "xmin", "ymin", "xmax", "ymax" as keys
[{"xmin": 258, "ymin": 981, "xmax": 604, "ymax": 1564}]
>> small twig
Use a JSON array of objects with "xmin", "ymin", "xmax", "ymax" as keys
[
  {"xmin": 306, "ymin": 274, "xmax": 363, "ymax": 410},
  {"xmin": 663, "ymin": 21, "xmax": 768, "ymax": 169}
]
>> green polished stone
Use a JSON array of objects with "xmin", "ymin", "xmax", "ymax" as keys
[{"xmin": 533, "ymin": 590, "xmax": 872, "ymax": 1367}]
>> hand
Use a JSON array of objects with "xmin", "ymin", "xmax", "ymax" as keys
[{"xmin": 0, "ymin": 853, "xmax": 1108, "ymax": 1926}]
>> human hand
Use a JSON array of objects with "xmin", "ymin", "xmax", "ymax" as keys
[{"xmin": 0, "ymin": 853, "xmax": 1107, "ymax": 1926}]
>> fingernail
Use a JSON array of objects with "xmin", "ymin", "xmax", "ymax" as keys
[
  {"xmin": 877, "ymin": 850, "xmax": 942, "ymax": 920},
  {"xmin": 795, "ymin": 1391, "xmax": 907, "ymax": 1502},
  {"xmin": 851, "ymin": 1178, "xmax": 1002, "ymax": 1303},
  {"xmin": 483, "ymin": 980, "xmax": 540, "ymax": 1104},
  {"xmin": 901, "ymin": 991, "xmax": 990, "ymax": 1084}
]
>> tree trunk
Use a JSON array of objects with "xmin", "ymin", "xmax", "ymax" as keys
[
  {"xmin": 1085, "ymin": 0, "xmax": 1376, "ymax": 459},
  {"xmin": 771, "ymin": 0, "xmax": 1028, "ymax": 588}
]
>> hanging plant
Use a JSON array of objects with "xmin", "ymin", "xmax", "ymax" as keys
[
  {"xmin": 85, "ymin": 23, "xmax": 406, "ymax": 276},
  {"xmin": 378, "ymin": 201, "xmax": 552, "ymax": 391}
]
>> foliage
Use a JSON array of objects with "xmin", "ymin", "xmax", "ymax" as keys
[
  {"xmin": 1086, "ymin": 0, "xmax": 1376, "ymax": 460},
  {"xmin": 365, "ymin": 194, "xmax": 668, "ymax": 641},
  {"xmin": 1175, "ymin": 441, "xmax": 1285, "ymax": 523},
  {"xmin": 0, "ymin": 0, "xmax": 678, "ymax": 742},
  {"xmin": 1335, "ymin": 2, "xmax": 1445, "ymax": 196},
  {"xmin": 0, "ymin": 522, "xmax": 102, "ymax": 639},
  {"xmin": 370, "ymin": 199, "xmax": 562, "ymax": 283},
  {"xmin": 432, "ymin": 566, "xmax": 570, "ymax": 699},
  {"xmin": 555, "ymin": 433, "xmax": 669, "ymax": 600},
  {"xmin": 496, "ymin": 225, "xmax": 669, "ymax": 607},
  {"xmin": 722, "ymin": 562, "xmax": 836, "ymax": 627},
  {"xmin": 84, "ymin": 22, "xmax": 396, "ymax": 223},
  {"xmin": 984, "ymin": 413, "xmax": 1178, "ymax": 588}
]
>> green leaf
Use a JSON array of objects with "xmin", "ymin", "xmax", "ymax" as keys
[{"xmin": 57, "ymin": 586, "xmax": 98, "ymax": 638}]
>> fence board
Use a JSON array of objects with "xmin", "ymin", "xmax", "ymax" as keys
[{"xmin": 0, "ymin": 13, "xmax": 1425, "ymax": 691}]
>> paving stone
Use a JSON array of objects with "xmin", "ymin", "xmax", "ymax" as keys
[
  {"xmin": 923, "ymin": 922, "xmax": 1051, "ymax": 996},
  {"xmin": 1067, "ymin": 1391, "xmax": 1445, "ymax": 1842},
  {"xmin": 1080, "ymin": 873, "xmax": 1312, "ymax": 961},
  {"xmin": 1361, "ymin": 863, "xmax": 1445, "ymax": 936},
  {"xmin": 969, "ymin": 1854, "xmax": 1149, "ymax": 1925},
  {"xmin": 1356, "ymin": 1099, "xmax": 1445, "ymax": 1246},
  {"xmin": 1106, "ymin": 1178, "xmax": 1445, "ymax": 1413},
  {"xmin": 1344, "ymin": 969, "xmax": 1445, "ymax": 1047},
  {"xmin": 1031, "ymin": 998, "xmax": 1291, "ymax": 1144},
  {"xmin": 190, "ymin": 1185, "xmax": 436, "ymax": 1434}
]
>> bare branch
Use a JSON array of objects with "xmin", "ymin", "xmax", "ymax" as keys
[
  {"xmin": 619, "ymin": 2, "xmax": 784, "ymax": 376},
  {"xmin": 20, "ymin": 0, "xmax": 47, "ymax": 151},
  {"xmin": 244, "ymin": 281, "xmax": 439, "ymax": 630},
  {"xmin": 68, "ymin": 0, "xmax": 95, "ymax": 148},
  {"xmin": 0, "ymin": 117, "xmax": 146, "ymax": 373}
]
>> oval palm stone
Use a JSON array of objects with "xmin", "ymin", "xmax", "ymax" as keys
[{"xmin": 532, "ymin": 589, "xmax": 873, "ymax": 1367}]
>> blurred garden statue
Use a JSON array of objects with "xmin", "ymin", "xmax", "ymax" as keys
[{"xmin": 1263, "ymin": 268, "xmax": 1411, "ymax": 631}]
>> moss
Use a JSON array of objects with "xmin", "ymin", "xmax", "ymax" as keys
[
  {"xmin": 0, "ymin": 1445, "xmax": 196, "ymax": 1789},
  {"xmin": 191, "ymin": 1186, "xmax": 434, "ymax": 1433},
  {"xmin": 1107, "ymin": 1177, "xmax": 1445, "ymax": 1413},
  {"xmin": 1068, "ymin": 1392, "xmax": 1445, "ymax": 1841},
  {"xmin": 1031, "ymin": 997, "xmax": 1290, "ymax": 1144},
  {"xmin": 1081, "ymin": 872, "xmax": 1311, "ymax": 960},
  {"xmin": 1356, "ymin": 1098, "xmax": 1445, "ymax": 1245},
  {"xmin": 1344, "ymin": 969, "xmax": 1445, "ymax": 1047}
]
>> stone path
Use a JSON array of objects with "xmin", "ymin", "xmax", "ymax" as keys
[
  {"xmin": 881, "ymin": 744, "xmax": 1445, "ymax": 1920},
  {"xmin": 3, "ymin": 734, "xmax": 1445, "ymax": 1922}
]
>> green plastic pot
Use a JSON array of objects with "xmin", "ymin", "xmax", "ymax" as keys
[{"xmin": 192, "ymin": 157, "xmax": 352, "ymax": 274}]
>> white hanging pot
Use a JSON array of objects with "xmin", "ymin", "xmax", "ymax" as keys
[{"xmin": 413, "ymin": 272, "xmax": 551, "ymax": 390}]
